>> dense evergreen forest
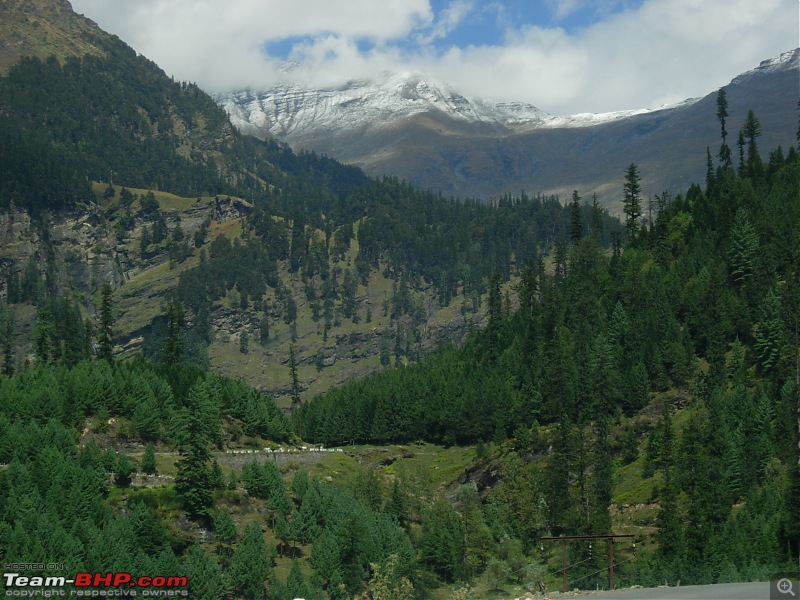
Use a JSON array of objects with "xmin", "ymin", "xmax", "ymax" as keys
[
  {"xmin": 0, "ymin": 359, "xmax": 416, "ymax": 599},
  {"xmin": 301, "ymin": 124, "xmax": 800, "ymax": 584}
]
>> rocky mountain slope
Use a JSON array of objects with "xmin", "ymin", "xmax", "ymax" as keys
[
  {"xmin": 0, "ymin": 0, "xmax": 106, "ymax": 72},
  {"xmin": 0, "ymin": 0, "xmax": 528, "ymax": 401},
  {"xmin": 218, "ymin": 49, "xmax": 799, "ymax": 208}
]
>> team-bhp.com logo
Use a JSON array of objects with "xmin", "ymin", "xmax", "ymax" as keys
[{"xmin": 3, "ymin": 571, "xmax": 188, "ymax": 597}]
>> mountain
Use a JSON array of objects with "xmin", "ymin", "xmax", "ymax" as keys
[
  {"xmin": 0, "ymin": 0, "xmax": 618, "ymax": 401},
  {"xmin": 219, "ymin": 70, "xmax": 549, "ymax": 143},
  {"xmin": 218, "ymin": 49, "xmax": 799, "ymax": 208}
]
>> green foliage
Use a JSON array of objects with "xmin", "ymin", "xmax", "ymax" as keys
[
  {"xmin": 727, "ymin": 208, "xmax": 759, "ymax": 285},
  {"xmin": 296, "ymin": 137, "xmax": 800, "ymax": 589},
  {"xmin": 623, "ymin": 163, "xmax": 642, "ymax": 238},
  {"xmin": 174, "ymin": 441, "xmax": 213, "ymax": 520},
  {"xmin": 184, "ymin": 544, "xmax": 225, "ymax": 600},
  {"xmin": 422, "ymin": 497, "xmax": 465, "ymax": 582},
  {"xmin": 753, "ymin": 287, "xmax": 784, "ymax": 373},
  {"xmin": 113, "ymin": 452, "xmax": 135, "ymax": 487},
  {"xmin": 241, "ymin": 459, "xmax": 283, "ymax": 500},
  {"xmin": 227, "ymin": 523, "xmax": 274, "ymax": 599},
  {"xmin": 140, "ymin": 442, "xmax": 157, "ymax": 475}
]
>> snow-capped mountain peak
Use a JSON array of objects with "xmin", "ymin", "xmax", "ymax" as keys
[{"xmin": 215, "ymin": 71, "xmax": 550, "ymax": 142}]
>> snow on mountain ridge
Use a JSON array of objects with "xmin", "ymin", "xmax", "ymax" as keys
[
  {"xmin": 217, "ymin": 49, "xmax": 798, "ymax": 141},
  {"xmin": 216, "ymin": 71, "xmax": 550, "ymax": 141},
  {"xmin": 730, "ymin": 48, "xmax": 798, "ymax": 85}
]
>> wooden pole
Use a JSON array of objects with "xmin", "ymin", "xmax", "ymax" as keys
[{"xmin": 609, "ymin": 537, "xmax": 615, "ymax": 590}]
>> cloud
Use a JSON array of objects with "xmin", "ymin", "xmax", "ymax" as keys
[
  {"xmin": 71, "ymin": 0, "xmax": 433, "ymax": 90},
  {"xmin": 430, "ymin": 0, "xmax": 796, "ymax": 113},
  {"xmin": 417, "ymin": 0, "xmax": 475, "ymax": 44},
  {"xmin": 70, "ymin": 0, "xmax": 797, "ymax": 114},
  {"xmin": 546, "ymin": 0, "xmax": 589, "ymax": 22}
]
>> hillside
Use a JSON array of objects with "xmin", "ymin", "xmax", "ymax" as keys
[
  {"xmin": 298, "ymin": 143, "xmax": 800, "ymax": 586},
  {"xmin": 0, "ymin": 0, "xmax": 618, "ymax": 400},
  {"xmin": 0, "ymin": 1, "xmax": 798, "ymax": 599},
  {"xmin": 219, "ymin": 49, "xmax": 799, "ymax": 209},
  {"xmin": 0, "ymin": 0, "xmax": 106, "ymax": 72}
]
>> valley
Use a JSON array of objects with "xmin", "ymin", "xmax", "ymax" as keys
[{"xmin": 0, "ymin": 1, "xmax": 798, "ymax": 599}]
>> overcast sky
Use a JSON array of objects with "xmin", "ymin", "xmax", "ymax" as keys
[{"xmin": 69, "ymin": 0, "xmax": 798, "ymax": 115}]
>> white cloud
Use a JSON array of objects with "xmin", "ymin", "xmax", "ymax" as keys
[
  {"xmin": 417, "ymin": 0, "xmax": 475, "ymax": 44},
  {"xmin": 546, "ymin": 0, "xmax": 588, "ymax": 22},
  {"xmin": 432, "ymin": 0, "xmax": 796, "ymax": 113},
  {"xmin": 70, "ymin": 0, "xmax": 797, "ymax": 114}
]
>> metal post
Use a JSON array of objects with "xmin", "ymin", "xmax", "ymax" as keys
[
  {"xmin": 562, "ymin": 539, "xmax": 567, "ymax": 593},
  {"xmin": 609, "ymin": 537, "xmax": 615, "ymax": 590}
]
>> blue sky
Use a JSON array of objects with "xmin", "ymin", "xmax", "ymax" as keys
[
  {"xmin": 265, "ymin": 1, "xmax": 648, "ymax": 60},
  {"xmin": 425, "ymin": 0, "xmax": 645, "ymax": 45},
  {"xmin": 70, "ymin": 0, "xmax": 796, "ymax": 115}
]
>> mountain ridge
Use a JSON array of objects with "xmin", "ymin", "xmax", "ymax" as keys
[
  {"xmin": 216, "ymin": 70, "xmax": 551, "ymax": 144},
  {"xmin": 218, "ymin": 48, "xmax": 799, "ymax": 208}
]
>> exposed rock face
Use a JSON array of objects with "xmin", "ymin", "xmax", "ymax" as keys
[
  {"xmin": 0, "ymin": 205, "xmax": 125, "ymax": 302},
  {"xmin": 0, "ymin": 195, "xmax": 489, "ymax": 400}
]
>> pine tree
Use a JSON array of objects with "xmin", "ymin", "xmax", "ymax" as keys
[
  {"xmin": 131, "ymin": 378, "xmax": 161, "ymax": 440},
  {"xmin": 589, "ymin": 193, "xmax": 603, "ymax": 241},
  {"xmin": 569, "ymin": 190, "xmax": 583, "ymax": 243},
  {"xmin": 34, "ymin": 303, "xmax": 57, "ymax": 364},
  {"xmin": 716, "ymin": 88, "xmax": 732, "ymax": 167},
  {"xmin": 113, "ymin": 453, "xmax": 134, "ymax": 487},
  {"xmin": 384, "ymin": 478, "xmax": 409, "ymax": 525},
  {"xmin": 2, "ymin": 308, "xmax": 14, "ymax": 376},
  {"xmin": 141, "ymin": 443, "xmax": 157, "ymax": 475},
  {"xmin": 97, "ymin": 283, "xmax": 114, "ymax": 361},
  {"xmin": 655, "ymin": 401, "xmax": 683, "ymax": 570},
  {"xmin": 737, "ymin": 130, "xmax": 746, "ymax": 176},
  {"xmin": 622, "ymin": 163, "xmax": 642, "ymax": 239},
  {"xmin": 485, "ymin": 273, "xmax": 504, "ymax": 361},
  {"xmin": 742, "ymin": 109, "xmax": 762, "ymax": 175},
  {"xmin": 727, "ymin": 208, "xmax": 759, "ymax": 285},
  {"xmin": 289, "ymin": 344, "xmax": 301, "ymax": 436},
  {"xmin": 421, "ymin": 498, "xmax": 465, "ymax": 582},
  {"xmin": 163, "ymin": 298, "xmax": 185, "ymax": 366},
  {"xmin": 287, "ymin": 560, "xmax": 313, "ymax": 600},
  {"xmin": 175, "ymin": 442, "xmax": 213, "ymax": 520},
  {"xmin": 311, "ymin": 528, "xmax": 343, "ymax": 594},
  {"xmin": 228, "ymin": 523, "xmax": 274, "ymax": 599},
  {"xmin": 213, "ymin": 511, "xmax": 237, "ymax": 556},
  {"xmin": 591, "ymin": 418, "xmax": 612, "ymax": 535},
  {"xmin": 173, "ymin": 388, "xmax": 215, "ymax": 520},
  {"xmin": 184, "ymin": 544, "xmax": 225, "ymax": 600},
  {"xmin": 753, "ymin": 288, "xmax": 784, "ymax": 373},
  {"xmin": 140, "ymin": 225, "xmax": 152, "ymax": 258}
]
